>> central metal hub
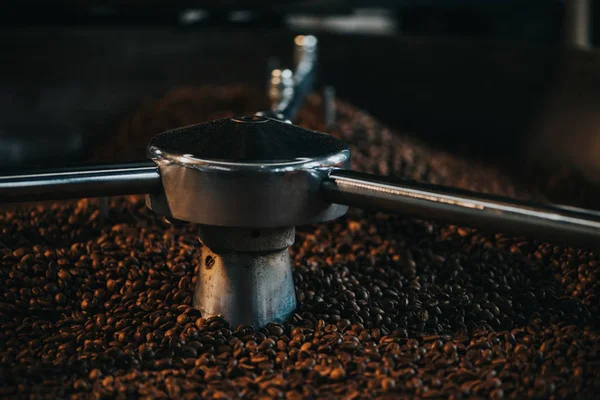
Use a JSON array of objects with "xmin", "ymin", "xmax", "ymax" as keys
[
  {"xmin": 195, "ymin": 226, "xmax": 296, "ymax": 327},
  {"xmin": 145, "ymin": 116, "xmax": 350, "ymax": 327}
]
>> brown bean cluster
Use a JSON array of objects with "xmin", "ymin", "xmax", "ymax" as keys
[{"xmin": 0, "ymin": 86, "xmax": 598, "ymax": 399}]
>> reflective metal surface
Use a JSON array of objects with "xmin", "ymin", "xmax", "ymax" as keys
[
  {"xmin": 267, "ymin": 69, "xmax": 295, "ymax": 119},
  {"xmin": 146, "ymin": 116, "xmax": 350, "ymax": 228},
  {"xmin": 260, "ymin": 35, "xmax": 318, "ymax": 121},
  {"xmin": 323, "ymin": 169, "xmax": 600, "ymax": 250},
  {"xmin": 0, "ymin": 161, "xmax": 160, "ymax": 202},
  {"xmin": 194, "ymin": 226, "xmax": 297, "ymax": 328}
]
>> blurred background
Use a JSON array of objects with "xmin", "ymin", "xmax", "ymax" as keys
[{"xmin": 1, "ymin": 0, "xmax": 599, "ymax": 189}]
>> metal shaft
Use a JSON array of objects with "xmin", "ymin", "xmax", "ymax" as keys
[
  {"xmin": 565, "ymin": 0, "xmax": 591, "ymax": 49},
  {"xmin": 323, "ymin": 169, "xmax": 600, "ymax": 249},
  {"xmin": 0, "ymin": 161, "xmax": 160, "ymax": 203},
  {"xmin": 282, "ymin": 35, "xmax": 317, "ymax": 121},
  {"xmin": 194, "ymin": 226, "xmax": 297, "ymax": 328},
  {"xmin": 260, "ymin": 35, "xmax": 318, "ymax": 122}
]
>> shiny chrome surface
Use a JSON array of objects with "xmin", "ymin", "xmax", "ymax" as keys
[
  {"xmin": 259, "ymin": 35, "xmax": 317, "ymax": 122},
  {"xmin": 146, "ymin": 115, "xmax": 347, "ymax": 327},
  {"xmin": 146, "ymin": 116, "xmax": 350, "ymax": 228},
  {"xmin": 268, "ymin": 68, "xmax": 295, "ymax": 118},
  {"xmin": 323, "ymin": 169, "xmax": 600, "ymax": 249},
  {"xmin": 0, "ymin": 161, "xmax": 160, "ymax": 202},
  {"xmin": 564, "ymin": 0, "xmax": 590, "ymax": 48},
  {"xmin": 193, "ymin": 226, "xmax": 296, "ymax": 328}
]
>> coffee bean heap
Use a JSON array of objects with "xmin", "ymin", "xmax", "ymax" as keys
[{"xmin": 1, "ymin": 86, "xmax": 598, "ymax": 399}]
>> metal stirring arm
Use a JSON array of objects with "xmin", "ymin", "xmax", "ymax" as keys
[
  {"xmin": 1, "ymin": 31, "xmax": 599, "ymax": 250},
  {"xmin": 2, "ymin": 161, "xmax": 600, "ymax": 248},
  {"xmin": 323, "ymin": 169, "xmax": 600, "ymax": 249},
  {"xmin": 0, "ymin": 161, "xmax": 160, "ymax": 202},
  {"xmin": 259, "ymin": 35, "xmax": 318, "ymax": 122}
]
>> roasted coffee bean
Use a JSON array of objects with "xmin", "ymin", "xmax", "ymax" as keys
[{"xmin": 0, "ymin": 85, "xmax": 597, "ymax": 399}]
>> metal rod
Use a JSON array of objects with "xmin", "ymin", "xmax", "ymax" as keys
[
  {"xmin": 259, "ymin": 35, "xmax": 318, "ymax": 122},
  {"xmin": 564, "ymin": 0, "xmax": 591, "ymax": 49},
  {"xmin": 0, "ymin": 161, "xmax": 161, "ymax": 203},
  {"xmin": 267, "ymin": 68, "xmax": 295, "ymax": 120},
  {"xmin": 280, "ymin": 35, "xmax": 317, "ymax": 121},
  {"xmin": 322, "ymin": 169, "xmax": 600, "ymax": 249}
]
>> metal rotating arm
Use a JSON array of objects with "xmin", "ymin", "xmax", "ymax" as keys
[
  {"xmin": 322, "ymin": 169, "xmax": 600, "ymax": 249},
  {"xmin": 2, "ymin": 119, "xmax": 600, "ymax": 250},
  {"xmin": 260, "ymin": 35, "xmax": 318, "ymax": 122},
  {"xmin": 282, "ymin": 35, "xmax": 318, "ymax": 121},
  {"xmin": 0, "ymin": 161, "xmax": 160, "ymax": 202},
  {"xmin": 1, "ymin": 25, "xmax": 600, "ymax": 250}
]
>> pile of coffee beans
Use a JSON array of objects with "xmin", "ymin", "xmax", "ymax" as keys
[{"xmin": 0, "ymin": 86, "xmax": 598, "ymax": 399}]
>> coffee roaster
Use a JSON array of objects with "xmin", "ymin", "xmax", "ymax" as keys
[{"xmin": 0, "ymin": 2, "xmax": 598, "ymax": 399}]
